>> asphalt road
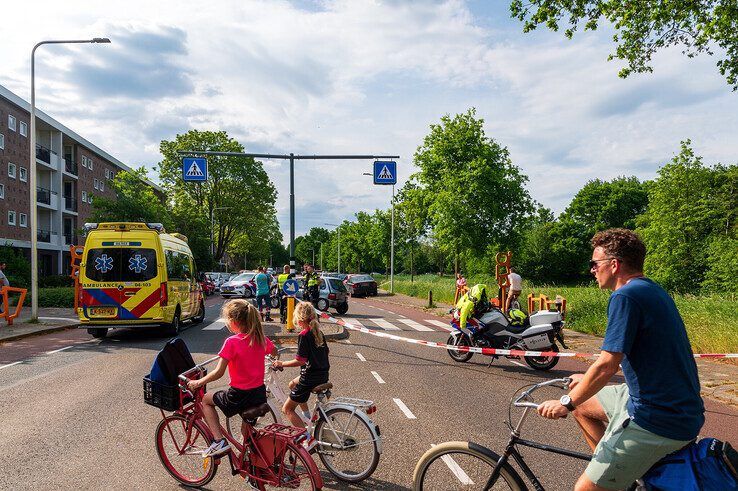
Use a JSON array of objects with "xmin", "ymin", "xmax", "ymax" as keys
[{"xmin": 1, "ymin": 295, "xmax": 735, "ymax": 490}]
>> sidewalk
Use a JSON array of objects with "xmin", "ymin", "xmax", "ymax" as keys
[
  {"xmin": 370, "ymin": 290, "xmax": 738, "ymax": 408},
  {"xmin": 0, "ymin": 307, "xmax": 80, "ymax": 344}
]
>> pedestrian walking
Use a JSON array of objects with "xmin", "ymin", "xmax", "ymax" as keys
[{"xmin": 254, "ymin": 266, "xmax": 272, "ymax": 322}]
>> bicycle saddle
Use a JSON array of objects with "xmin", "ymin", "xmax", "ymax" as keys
[
  {"xmin": 240, "ymin": 403, "xmax": 271, "ymax": 420},
  {"xmin": 311, "ymin": 382, "xmax": 333, "ymax": 394}
]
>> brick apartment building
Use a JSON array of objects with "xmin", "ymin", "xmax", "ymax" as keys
[{"xmin": 0, "ymin": 83, "xmax": 164, "ymax": 276}]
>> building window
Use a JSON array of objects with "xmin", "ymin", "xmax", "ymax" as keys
[
  {"xmin": 8, "ymin": 162, "xmax": 16, "ymax": 178},
  {"xmin": 81, "ymin": 156, "xmax": 87, "ymax": 169},
  {"xmin": 8, "ymin": 211, "xmax": 16, "ymax": 226},
  {"xmin": 109, "ymin": 171, "xmax": 114, "ymax": 180},
  {"xmin": 100, "ymin": 181, "xmax": 105, "ymax": 192},
  {"xmin": 81, "ymin": 190, "xmax": 87, "ymax": 202},
  {"xmin": 104, "ymin": 169, "xmax": 109, "ymax": 179},
  {"xmin": 0, "ymin": 133, "xmax": 4, "ymax": 150},
  {"xmin": 94, "ymin": 178, "xmax": 99, "ymax": 190},
  {"xmin": 19, "ymin": 213, "xmax": 27, "ymax": 227},
  {"xmin": 19, "ymin": 167, "xmax": 27, "ymax": 182},
  {"xmin": 8, "ymin": 115, "xmax": 16, "ymax": 131},
  {"xmin": 19, "ymin": 121, "xmax": 27, "ymax": 137},
  {"xmin": 88, "ymin": 193, "xmax": 93, "ymax": 204},
  {"xmin": 0, "ymin": 183, "xmax": 4, "ymax": 199},
  {"xmin": 88, "ymin": 158, "xmax": 93, "ymax": 170}
]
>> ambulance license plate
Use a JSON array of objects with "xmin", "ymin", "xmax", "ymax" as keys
[{"xmin": 90, "ymin": 307, "xmax": 117, "ymax": 317}]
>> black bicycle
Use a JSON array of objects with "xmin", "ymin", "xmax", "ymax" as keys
[{"xmin": 412, "ymin": 378, "xmax": 594, "ymax": 490}]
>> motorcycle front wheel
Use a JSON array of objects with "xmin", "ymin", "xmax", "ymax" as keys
[
  {"xmin": 524, "ymin": 343, "xmax": 559, "ymax": 371},
  {"xmin": 446, "ymin": 334, "xmax": 473, "ymax": 363}
]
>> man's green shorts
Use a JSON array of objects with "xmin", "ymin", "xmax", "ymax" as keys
[{"xmin": 585, "ymin": 384, "xmax": 691, "ymax": 490}]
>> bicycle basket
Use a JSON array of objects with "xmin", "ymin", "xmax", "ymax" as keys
[{"xmin": 143, "ymin": 376, "xmax": 181, "ymax": 411}]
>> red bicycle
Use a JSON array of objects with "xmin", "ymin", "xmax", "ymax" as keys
[{"xmin": 152, "ymin": 356, "xmax": 323, "ymax": 489}]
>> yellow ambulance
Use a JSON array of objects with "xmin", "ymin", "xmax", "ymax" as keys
[{"xmin": 77, "ymin": 222, "xmax": 205, "ymax": 338}]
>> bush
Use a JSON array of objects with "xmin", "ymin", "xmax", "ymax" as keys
[
  {"xmin": 37, "ymin": 287, "xmax": 75, "ymax": 308},
  {"xmin": 0, "ymin": 243, "xmax": 31, "ymax": 289},
  {"xmin": 39, "ymin": 275, "xmax": 74, "ymax": 288}
]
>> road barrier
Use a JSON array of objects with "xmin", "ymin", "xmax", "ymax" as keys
[{"xmin": 317, "ymin": 311, "xmax": 738, "ymax": 359}]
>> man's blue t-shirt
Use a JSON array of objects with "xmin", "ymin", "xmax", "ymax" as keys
[
  {"xmin": 255, "ymin": 273, "xmax": 270, "ymax": 296},
  {"xmin": 602, "ymin": 277, "xmax": 704, "ymax": 441}
]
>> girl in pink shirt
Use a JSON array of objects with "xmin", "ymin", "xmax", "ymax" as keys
[{"xmin": 188, "ymin": 299, "xmax": 276, "ymax": 457}]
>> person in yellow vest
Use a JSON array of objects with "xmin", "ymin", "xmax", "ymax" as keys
[
  {"xmin": 304, "ymin": 265, "xmax": 320, "ymax": 306},
  {"xmin": 455, "ymin": 284, "xmax": 489, "ymax": 331}
]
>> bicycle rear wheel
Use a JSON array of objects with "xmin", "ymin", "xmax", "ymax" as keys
[
  {"xmin": 413, "ymin": 441, "xmax": 526, "ymax": 491},
  {"xmin": 265, "ymin": 441, "xmax": 320, "ymax": 490},
  {"xmin": 155, "ymin": 414, "xmax": 218, "ymax": 487},
  {"xmin": 314, "ymin": 406, "xmax": 380, "ymax": 482}
]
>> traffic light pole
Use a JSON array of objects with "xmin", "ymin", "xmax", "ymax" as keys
[{"xmin": 178, "ymin": 151, "xmax": 399, "ymax": 275}]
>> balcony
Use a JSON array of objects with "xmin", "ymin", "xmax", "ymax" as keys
[
  {"xmin": 37, "ymin": 186, "xmax": 58, "ymax": 206},
  {"xmin": 64, "ymin": 158, "xmax": 78, "ymax": 176},
  {"xmin": 63, "ymin": 195, "xmax": 78, "ymax": 212},
  {"xmin": 38, "ymin": 229, "xmax": 52, "ymax": 242},
  {"xmin": 36, "ymin": 144, "xmax": 60, "ymax": 169}
]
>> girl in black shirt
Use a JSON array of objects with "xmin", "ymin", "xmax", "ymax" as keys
[{"xmin": 272, "ymin": 301, "xmax": 330, "ymax": 429}]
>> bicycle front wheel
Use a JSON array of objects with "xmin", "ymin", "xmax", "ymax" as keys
[
  {"xmin": 314, "ymin": 407, "xmax": 380, "ymax": 482},
  {"xmin": 155, "ymin": 414, "xmax": 218, "ymax": 487},
  {"xmin": 269, "ymin": 441, "xmax": 321, "ymax": 490},
  {"xmin": 413, "ymin": 441, "xmax": 526, "ymax": 491}
]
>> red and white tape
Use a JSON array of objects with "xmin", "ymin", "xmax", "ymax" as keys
[{"xmin": 317, "ymin": 312, "xmax": 738, "ymax": 360}]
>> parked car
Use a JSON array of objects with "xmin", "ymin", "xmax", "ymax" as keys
[
  {"xmin": 316, "ymin": 276, "xmax": 349, "ymax": 314},
  {"xmin": 199, "ymin": 275, "xmax": 216, "ymax": 296},
  {"xmin": 345, "ymin": 274, "xmax": 378, "ymax": 297},
  {"xmin": 220, "ymin": 272, "xmax": 257, "ymax": 298}
]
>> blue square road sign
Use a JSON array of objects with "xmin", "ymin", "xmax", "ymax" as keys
[
  {"xmin": 373, "ymin": 160, "xmax": 397, "ymax": 185},
  {"xmin": 183, "ymin": 157, "xmax": 208, "ymax": 182}
]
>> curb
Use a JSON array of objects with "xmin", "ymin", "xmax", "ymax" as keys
[{"xmin": 0, "ymin": 322, "xmax": 80, "ymax": 344}]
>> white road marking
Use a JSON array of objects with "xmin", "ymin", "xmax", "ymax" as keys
[
  {"xmin": 506, "ymin": 358, "xmax": 530, "ymax": 369},
  {"xmin": 370, "ymin": 371, "xmax": 385, "ymax": 384},
  {"xmin": 203, "ymin": 318, "xmax": 225, "ymax": 330},
  {"xmin": 355, "ymin": 352, "xmax": 366, "ymax": 362},
  {"xmin": 425, "ymin": 319, "xmax": 453, "ymax": 331},
  {"xmin": 369, "ymin": 318, "xmax": 401, "ymax": 331},
  {"xmin": 393, "ymin": 398, "xmax": 417, "ymax": 419},
  {"xmin": 396, "ymin": 318, "xmax": 434, "ymax": 331},
  {"xmin": 431, "ymin": 444, "xmax": 474, "ymax": 485},
  {"xmin": 46, "ymin": 346, "xmax": 74, "ymax": 354},
  {"xmin": 0, "ymin": 361, "xmax": 22, "ymax": 370}
]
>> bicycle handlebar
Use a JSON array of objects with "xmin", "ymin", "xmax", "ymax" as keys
[
  {"xmin": 177, "ymin": 356, "xmax": 220, "ymax": 387},
  {"xmin": 513, "ymin": 378, "xmax": 572, "ymax": 409}
]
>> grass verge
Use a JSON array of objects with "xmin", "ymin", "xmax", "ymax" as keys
[{"xmin": 376, "ymin": 274, "xmax": 737, "ymax": 354}]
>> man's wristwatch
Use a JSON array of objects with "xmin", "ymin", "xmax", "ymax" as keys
[{"xmin": 560, "ymin": 395, "xmax": 576, "ymax": 412}]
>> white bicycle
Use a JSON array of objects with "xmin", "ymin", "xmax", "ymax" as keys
[{"xmin": 226, "ymin": 348, "xmax": 383, "ymax": 482}]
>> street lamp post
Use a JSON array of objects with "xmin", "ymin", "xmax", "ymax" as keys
[
  {"xmin": 363, "ymin": 172, "xmax": 395, "ymax": 293},
  {"xmin": 30, "ymin": 37, "xmax": 110, "ymax": 321},
  {"xmin": 325, "ymin": 223, "xmax": 341, "ymax": 274},
  {"xmin": 211, "ymin": 206, "xmax": 231, "ymax": 263}
]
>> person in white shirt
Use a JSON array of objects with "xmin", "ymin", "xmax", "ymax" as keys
[{"xmin": 505, "ymin": 267, "xmax": 523, "ymax": 312}]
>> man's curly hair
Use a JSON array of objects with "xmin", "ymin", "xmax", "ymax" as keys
[{"xmin": 591, "ymin": 228, "xmax": 646, "ymax": 273}]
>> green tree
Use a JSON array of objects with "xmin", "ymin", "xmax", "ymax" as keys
[
  {"xmin": 562, "ymin": 176, "xmax": 648, "ymax": 232},
  {"xmin": 295, "ymin": 227, "xmax": 331, "ymax": 268},
  {"xmin": 410, "ymin": 109, "xmax": 534, "ymax": 273},
  {"xmin": 639, "ymin": 141, "xmax": 737, "ymax": 292},
  {"xmin": 90, "ymin": 168, "xmax": 172, "ymax": 228},
  {"xmin": 511, "ymin": 0, "xmax": 738, "ymax": 90},
  {"xmin": 158, "ymin": 130, "xmax": 277, "ymax": 263}
]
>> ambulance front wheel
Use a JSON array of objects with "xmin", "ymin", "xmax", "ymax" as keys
[
  {"xmin": 165, "ymin": 310, "xmax": 181, "ymax": 337},
  {"xmin": 88, "ymin": 328, "xmax": 108, "ymax": 339}
]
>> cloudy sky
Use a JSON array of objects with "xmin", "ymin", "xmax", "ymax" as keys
[{"xmin": 1, "ymin": 1, "xmax": 736, "ymax": 241}]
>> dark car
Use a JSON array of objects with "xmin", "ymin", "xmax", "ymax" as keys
[{"xmin": 345, "ymin": 274, "xmax": 378, "ymax": 297}]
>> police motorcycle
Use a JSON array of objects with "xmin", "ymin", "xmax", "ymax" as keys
[{"xmin": 447, "ymin": 296, "xmax": 567, "ymax": 371}]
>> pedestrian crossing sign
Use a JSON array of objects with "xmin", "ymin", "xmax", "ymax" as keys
[
  {"xmin": 182, "ymin": 157, "xmax": 208, "ymax": 182},
  {"xmin": 373, "ymin": 160, "xmax": 397, "ymax": 185}
]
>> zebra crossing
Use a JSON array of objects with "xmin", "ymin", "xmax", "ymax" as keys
[{"xmin": 344, "ymin": 316, "xmax": 450, "ymax": 332}]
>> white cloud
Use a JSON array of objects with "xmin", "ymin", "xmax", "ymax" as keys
[{"xmin": 0, "ymin": 0, "xmax": 736, "ymax": 244}]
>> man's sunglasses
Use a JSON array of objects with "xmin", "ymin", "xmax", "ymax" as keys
[{"xmin": 589, "ymin": 257, "xmax": 618, "ymax": 269}]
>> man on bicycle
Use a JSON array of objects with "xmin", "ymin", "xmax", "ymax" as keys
[
  {"xmin": 536, "ymin": 229, "xmax": 704, "ymax": 491},
  {"xmin": 505, "ymin": 266, "xmax": 522, "ymax": 312}
]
